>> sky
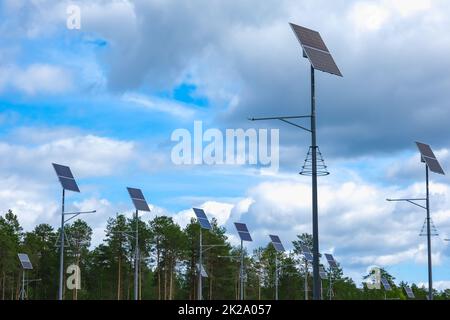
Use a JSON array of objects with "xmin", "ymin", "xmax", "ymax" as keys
[{"xmin": 1, "ymin": 0, "xmax": 450, "ymax": 290}]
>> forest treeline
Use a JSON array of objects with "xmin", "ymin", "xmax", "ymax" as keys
[{"xmin": 1, "ymin": 209, "xmax": 449, "ymax": 300}]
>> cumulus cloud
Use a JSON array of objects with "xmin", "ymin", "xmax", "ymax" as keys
[
  {"xmin": 183, "ymin": 173, "xmax": 450, "ymax": 283},
  {"xmin": 0, "ymin": 129, "xmax": 136, "ymax": 178},
  {"xmin": 3, "ymin": 0, "xmax": 450, "ymax": 157},
  {"xmin": 0, "ymin": 64, "xmax": 73, "ymax": 95}
]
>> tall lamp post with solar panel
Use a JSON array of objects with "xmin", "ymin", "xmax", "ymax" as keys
[
  {"xmin": 52, "ymin": 163, "xmax": 96, "ymax": 301},
  {"xmin": 269, "ymin": 235, "xmax": 285, "ymax": 300},
  {"xmin": 127, "ymin": 187, "xmax": 151, "ymax": 301},
  {"xmin": 234, "ymin": 223, "xmax": 252, "ymax": 300},
  {"xmin": 387, "ymin": 142, "xmax": 446, "ymax": 301},
  {"xmin": 249, "ymin": 23, "xmax": 342, "ymax": 300},
  {"xmin": 192, "ymin": 208, "xmax": 212, "ymax": 300},
  {"xmin": 192, "ymin": 208, "xmax": 226, "ymax": 300}
]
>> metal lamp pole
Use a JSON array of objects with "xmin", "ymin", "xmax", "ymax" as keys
[
  {"xmin": 387, "ymin": 165, "xmax": 433, "ymax": 300},
  {"xmin": 58, "ymin": 199, "xmax": 96, "ymax": 301},
  {"xmin": 198, "ymin": 228, "xmax": 203, "ymax": 300},
  {"xmin": 249, "ymin": 65, "xmax": 323, "ymax": 299},
  {"xmin": 240, "ymin": 240, "xmax": 244, "ymax": 300},
  {"xmin": 134, "ymin": 209, "xmax": 139, "ymax": 301}
]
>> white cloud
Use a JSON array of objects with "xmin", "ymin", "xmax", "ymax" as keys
[
  {"xmin": 183, "ymin": 170, "xmax": 450, "ymax": 283},
  {"xmin": 0, "ymin": 64, "xmax": 73, "ymax": 95},
  {"xmin": 348, "ymin": 2, "xmax": 391, "ymax": 32},
  {"xmin": 0, "ymin": 128, "xmax": 138, "ymax": 233},
  {"xmin": 123, "ymin": 93, "xmax": 196, "ymax": 119},
  {"xmin": 0, "ymin": 130, "xmax": 136, "ymax": 177},
  {"xmin": 347, "ymin": 0, "xmax": 434, "ymax": 32}
]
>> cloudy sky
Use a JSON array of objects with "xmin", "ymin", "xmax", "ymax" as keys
[{"xmin": 1, "ymin": 0, "xmax": 450, "ymax": 289}]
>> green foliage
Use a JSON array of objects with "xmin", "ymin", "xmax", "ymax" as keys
[{"xmin": 0, "ymin": 209, "xmax": 448, "ymax": 300}]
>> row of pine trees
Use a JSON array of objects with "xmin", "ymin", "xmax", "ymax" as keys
[{"xmin": 1, "ymin": 209, "xmax": 449, "ymax": 300}]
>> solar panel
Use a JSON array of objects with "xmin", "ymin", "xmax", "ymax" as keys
[
  {"xmin": 193, "ymin": 208, "xmax": 212, "ymax": 230},
  {"xmin": 303, "ymin": 46, "xmax": 342, "ymax": 77},
  {"xmin": 197, "ymin": 264, "xmax": 208, "ymax": 278},
  {"xmin": 300, "ymin": 245, "xmax": 313, "ymax": 262},
  {"xmin": 127, "ymin": 187, "xmax": 150, "ymax": 212},
  {"xmin": 289, "ymin": 23, "xmax": 329, "ymax": 52},
  {"xmin": 424, "ymin": 157, "xmax": 445, "ymax": 175},
  {"xmin": 290, "ymin": 23, "xmax": 342, "ymax": 77},
  {"xmin": 325, "ymin": 253, "xmax": 338, "ymax": 268},
  {"xmin": 234, "ymin": 223, "xmax": 252, "ymax": 242},
  {"xmin": 415, "ymin": 142, "xmax": 445, "ymax": 175},
  {"xmin": 52, "ymin": 163, "xmax": 80, "ymax": 192},
  {"xmin": 269, "ymin": 235, "xmax": 285, "ymax": 252},
  {"xmin": 52, "ymin": 163, "xmax": 74, "ymax": 179},
  {"xmin": 127, "ymin": 187, "xmax": 145, "ymax": 200},
  {"xmin": 300, "ymin": 246, "xmax": 313, "ymax": 262},
  {"xmin": 416, "ymin": 142, "xmax": 436, "ymax": 159},
  {"xmin": 319, "ymin": 266, "xmax": 328, "ymax": 280},
  {"xmin": 380, "ymin": 278, "xmax": 392, "ymax": 291},
  {"xmin": 300, "ymin": 245, "xmax": 311, "ymax": 253},
  {"xmin": 235, "ymin": 223, "xmax": 249, "ymax": 233},
  {"xmin": 18, "ymin": 253, "xmax": 33, "ymax": 270},
  {"xmin": 404, "ymin": 286, "xmax": 415, "ymax": 299},
  {"xmin": 269, "ymin": 235, "xmax": 281, "ymax": 243}
]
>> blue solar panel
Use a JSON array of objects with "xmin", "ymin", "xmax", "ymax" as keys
[
  {"xmin": 127, "ymin": 187, "xmax": 146, "ymax": 200},
  {"xmin": 273, "ymin": 242, "xmax": 285, "ymax": 252},
  {"xmin": 269, "ymin": 235, "xmax": 285, "ymax": 252},
  {"xmin": 234, "ymin": 223, "xmax": 252, "ymax": 242},
  {"xmin": 192, "ymin": 208, "xmax": 212, "ymax": 229},
  {"xmin": 198, "ymin": 218, "xmax": 212, "ymax": 230},
  {"xmin": 127, "ymin": 187, "xmax": 150, "ymax": 212},
  {"xmin": 59, "ymin": 176, "xmax": 80, "ymax": 192},
  {"xmin": 53, "ymin": 163, "xmax": 74, "ymax": 178},
  {"xmin": 18, "ymin": 253, "xmax": 33, "ymax": 270},
  {"xmin": 405, "ymin": 286, "xmax": 415, "ymax": 299},
  {"xmin": 269, "ymin": 235, "xmax": 281, "ymax": 243},
  {"xmin": 53, "ymin": 163, "xmax": 80, "ymax": 192},
  {"xmin": 415, "ymin": 142, "xmax": 445, "ymax": 175},
  {"xmin": 132, "ymin": 198, "xmax": 150, "ymax": 212},
  {"xmin": 238, "ymin": 232, "xmax": 252, "ymax": 242},
  {"xmin": 325, "ymin": 253, "xmax": 338, "ymax": 268},
  {"xmin": 197, "ymin": 264, "xmax": 208, "ymax": 278},
  {"xmin": 300, "ymin": 245, "xmax": 313, "ymax": 261},
  {"xmin": 234, "ymin": 222, "xmax": 249, "ymax": 233},
  {"xmin": 381, "ymin": 278, "xmax": 392, "ymax": 291},
  {"xmin": 193, "ymin": 208, "xmax": 208, "ymax": 220},
  {"xmin": 319, "ymin": 266, "xmax": 327, "ymax": 279}
]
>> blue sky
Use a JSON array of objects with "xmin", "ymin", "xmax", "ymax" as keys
[{"xmin": 1, "ymin": 0, "xmax": 450, "ymax": 290}]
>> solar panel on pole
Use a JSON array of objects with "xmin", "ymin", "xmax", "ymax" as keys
[
  {"xmin": 127, "ymin": 187, "xmax": 151, "ymax": 212},
  {"xmin": 289, "ymin": 21, "xmax": 342, "ymax": 301},
  {"xmin": 193, "ymin": 208, "xmax": 212, "ymax": 230},
  {"xmin": 381, "ymin": 278, "xmax": 392, "ymax": 291},
  {"xmin": 319, "ymin": 266, "xmax": 327, "ymax": 280},
  {"xmin": 52, "ymin": 163, "xmax": 80, "ymax": 192},
  {"xmin": 415, "ymin": 142, "xmax": 445, "ymax": 175},
  {"xmin": 18, "ymin": 254, "xmax": 33, "ymax": 270},
  {"xmin": 234, "ymin": 223, "xmax": 252, "ymax": 242},
  {"xmin": 197, "ymin": 264, "xmax": 208, "ymax": 278},
  {"xmin": 324, "ymin": 253, "xmax": 338, "ymax": 269},
  {"xmin": 290, "ymin": 23, "xmax": 342, "ymax": 77},
  {"xmin": 301, "ymin": 245, "xmax": 314, "ymax": 262},
  {"xmin": 405, "ymin": 286, "xmax": 415, "ymax": 299},
  {"xmin": 269, "ymin": 234, "xmax": 285, "ymax": 252}
]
